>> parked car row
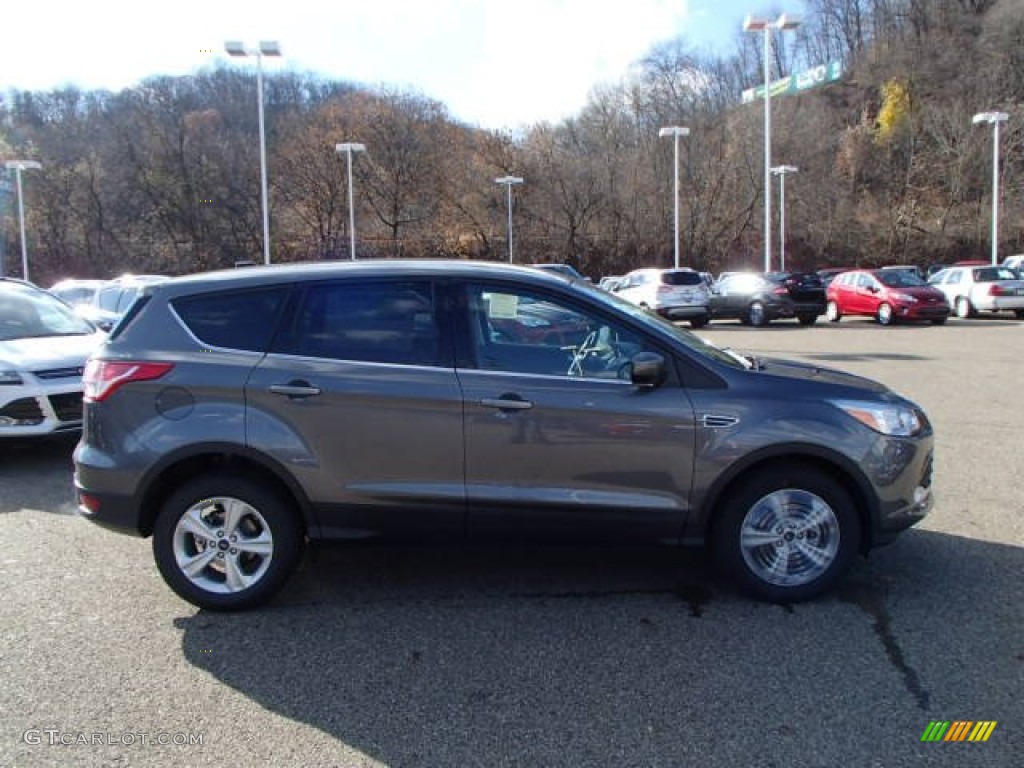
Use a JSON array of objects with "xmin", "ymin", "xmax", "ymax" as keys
[
  {"xmin": 595, "ymin": 263, "xmax": 1024, "ymax": 327},
  {"xmin": 49, "ymin": 274, "xmax": 170, "ymax": 330}
]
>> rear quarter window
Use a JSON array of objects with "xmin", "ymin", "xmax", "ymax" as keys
[{"xmin": 173, "ymin": 287, "xmax": 289, "ymax": 352}]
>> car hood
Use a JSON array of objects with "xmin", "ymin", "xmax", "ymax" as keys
[
  {"xmin": 893, "ymin": 286, "xmax": 946, "ymax": 300},
  {"xmin": 0, "ymin": 332, "xmax": 107, "ymax": 371},
  {"xmin": 757, "ymin": 356, "xmax": 890, "ymax": 395}
]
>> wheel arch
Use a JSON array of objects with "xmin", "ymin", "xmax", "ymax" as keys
[
  {"xmin": 698, "ymin": 446, "xmax": 878, "ymax": 554},
  {"xmin": 134, "ymin": 442, "xmax": 313, "ymax": 538}
]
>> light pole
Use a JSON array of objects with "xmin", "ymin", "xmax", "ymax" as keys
[
  {"xmin": 771, "ymin": 165, "xmax": 798, "ymax": 272},
  {"xmin": 5, "ymin": 160, "xmax": 43, "ymax": 282},
  {"xmin": 972, "ymin": 111, "xmax": 1009, "ymax": 265},
  {"xmin": 495, "ymin": 175, "xmax": 524, "ymax": 263},
  {"xmin": 744, "ymin": 13, "xmax": 801, "ymax": 273},
  {"xmin": 226, "ymin": 40, "xmax": 282, "ymax": 265},
  {"xmin": 658, "ymin": 126, "xmax": 690, "ymax": 269},
  {"xmin": 335, "ymin": 143, "xmax": 366, "ymax": 260}
]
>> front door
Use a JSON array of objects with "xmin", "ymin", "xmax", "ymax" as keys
[{"xmin": 455, "ymin": 282, "xmax": 697, "ymax": 543}]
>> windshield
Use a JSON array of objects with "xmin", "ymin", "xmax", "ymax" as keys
[
  {"xmin": 877, "ymin": 271, "xmax": 927, "ymax": 288},
  {"xmin": 0, "ymin": 286, "xmax": 96, "ymax": 340},
  {"xmin": 572, "ymin": 281, "xmax": 749, "ymax": 369}
]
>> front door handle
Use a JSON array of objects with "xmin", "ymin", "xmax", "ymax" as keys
[
  {"xmin": 480, "ymin": 396, "xmax": 533, "ymax": 411},
  {"xmin": 269, "ymin": 382, "xmax": 322, "ymax": 398}
]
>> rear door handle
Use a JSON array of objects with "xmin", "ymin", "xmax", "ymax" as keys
[
  {"xmin": 480, "ymin": 397, "xmax": 533, "ymax": 411},
  {"xmin": 269, "ymin": 382, "xmax": 322, "ymax": 398}
]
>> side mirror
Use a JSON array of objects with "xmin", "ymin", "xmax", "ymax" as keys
[{"xmin": 629, "ymin": 351, "xmax": 666, "ymax": 389}]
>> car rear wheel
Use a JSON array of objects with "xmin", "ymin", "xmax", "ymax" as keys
[
  {"xmin": 931, "ymin": 317, "xmax": 947, "ymax": 325},
  {"xmin": 1015, "ymin": 310, "xmax": 1024, "ymax": 319},
  {"xmin": 955, "ymin": 297, "xmax": 974, "ymax": 319},
  {"xmin": 797, "ymin": 313, "xmax": 818, "ymax": 326},
  {"xmin": 747, "ymin": 301, "xmax": 768, "ymax": 327},
  {"xmin": 712, "ymin": 464, "xmax": 860, "ymax": 603},
  {"xmin": 825, "ymin": 300, "xmax": 842, "ymax": 322},
  {"xmin": 877, "ymin": 303, "xmax": 893, "ymax": 325},
  {"xmin": 689, "ymin": 316, "xmax": 709, "ymax": 329},
  {"xmin": 153, "ymin": 473, "xmax": 304, "ymax": 611}
]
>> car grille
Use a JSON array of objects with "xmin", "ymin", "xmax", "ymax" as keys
[
  {"xmin": 49, "ymin": 392, "xmax": 84, "ymax": 423},
  {"xmin": 0, "ymin": 397, "xmax": 45, "ymax": 425},
  {"xmin": 34, "ymin": 366, "xmax": 86, "ymax": 380}
]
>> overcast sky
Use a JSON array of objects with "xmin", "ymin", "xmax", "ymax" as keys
[{"xmin": 1, "ymin": 1, "xmax": 805, "ymax": 130}]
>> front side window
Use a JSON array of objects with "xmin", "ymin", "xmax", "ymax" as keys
[
  {"xmin": 465, "ymin": 284, "xmax": 650, "ymax": 380},
  {"xmin": 276, "ymin": 280, "xmax": 441, "ymax": 366}
]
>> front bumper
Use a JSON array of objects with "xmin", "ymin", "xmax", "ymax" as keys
[{"xmin": 0, "ymin": 384, "xmax": 84, "ymax": 437}]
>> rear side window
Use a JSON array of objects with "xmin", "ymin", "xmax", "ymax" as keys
[
  {"xmin": 661, "ymin": 271, "xmax": 702, "ymax": 286},
  {"xmin": 174, "ymin": 287, "xmax": 288, "ymax": 352},
  {"xmin": 274, "ymin": 280, "xmax": 441, "ymax": 366}
]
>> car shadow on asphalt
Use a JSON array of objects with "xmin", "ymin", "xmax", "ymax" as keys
[
  {"xmin": 0, "ymin": 434, "xmax": 79, "ymax": 515},
  {"xmin": 173, "ymin": 530, "xmax": 1023, "ymax": 766}
]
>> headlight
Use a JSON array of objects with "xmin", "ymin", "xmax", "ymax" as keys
[
  {"xmin": 0, "ymin": 370, "xmax": 25, "ymax": 386},
  {"xmin": 830, "ymin": 399, "xmax": 923, "ymax": 437}
]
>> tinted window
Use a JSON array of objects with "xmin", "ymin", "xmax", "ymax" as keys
[
  {"xmin": 974, "ymin": 267, "xmax": 1016, "ymax": 282},
  {"xmin": 276, "ymin": 281, "xmax": 440, "ymax": 366},
  {"xmin": 174, "ymin": 287, "xmax": 288, "ymax": 352},
  {"xmin": 661, "ymin": 270, "xmax": 703, "ymax": 286}
]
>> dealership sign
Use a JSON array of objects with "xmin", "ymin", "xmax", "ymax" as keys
[{"xmin": 742, "ymin": 61, "xmax": 843, "ymax": 103}]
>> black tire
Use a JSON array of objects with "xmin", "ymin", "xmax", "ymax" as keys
[
  {"xmin": 1015, "ymin": 310, "xmax": 1024, "ymax": 319},
  {"xmin": 797, "ymin": 313, "xmax": 818, "ymax": 326},
  {"xmin": 689, "ymin": 316, "xmax": 709, "ymax": 329},
  {"xmin": 711, "ymin": 464, "xmax": 861, "ymax": 603},
  {"xmin": 152, "ymin": 473, "xmax": 304, "ymax": 611},
  {"xmin": 930, "ymin": 317, "xmax": 948, "ymax": 325}
]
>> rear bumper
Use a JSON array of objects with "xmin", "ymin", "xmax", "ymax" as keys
[{"xmin": 74, "ymin": 481, "xmax": 146, "ymax": 537}]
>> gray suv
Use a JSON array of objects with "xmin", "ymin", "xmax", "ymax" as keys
[{"xmin": 74, "ymin": 261, "xmax": 935, "ymax": 610}]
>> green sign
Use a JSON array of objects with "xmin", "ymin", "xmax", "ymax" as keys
[{"xmin": 742, "ymin": 61, "xmax": 843, "ymax": 103}]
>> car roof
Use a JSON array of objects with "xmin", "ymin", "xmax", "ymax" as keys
[{"xmin": 148, "ymin": 259, "xmax": 574, "ymax": 298}]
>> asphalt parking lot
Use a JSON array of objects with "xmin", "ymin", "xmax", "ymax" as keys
[{"xmin": 2, "ymin": 316, "xmax": 1021, "ymax": 767}]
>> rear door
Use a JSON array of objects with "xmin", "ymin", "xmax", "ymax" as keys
[
  {"xmin": 454, "ymin": 281, "xmax": 697, "ymax": 543},
  {"xmin": 246, "ymin": 278, "xmax": 465, "ymax": 539}
]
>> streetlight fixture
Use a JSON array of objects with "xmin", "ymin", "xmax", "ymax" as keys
[
  {"xmin": 495, "ymin": 175, "xmax": 524, "ymax": 263},
  {"xmin": 658, "ymin": 126, "xmax": 690, "ymax": 269},
  {"xmin": 972, "ymin": 111, "xmax": 1009, "ymax": 265},
  {"xmin": 770, "ymin": 165, "xmax": 798, "ymax": 272},
  {"xmin": 5, "ymin": 160, "xmax": 43, "ymax": 282},
  {"xmin": 744, "ymin": 12, "xmax": 802, "ymax": 273},
  {"xmin": 225, "ymin": 39, "xmax": 282, "ymax": 265},
  {"xmin": 335, "ymin": 142, "xmax": 367, "ymax": 260}
]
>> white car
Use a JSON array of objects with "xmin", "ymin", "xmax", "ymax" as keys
[
  {"xmin": 613, "ymin": 268, "xmax": 710, "ymax": 327},
  {"xmin": 0, "ymin": 279, "xmax": 107, "ymax": 437},
  {"xmin": 1002, "ymin": 254, "xmax": 1024, "ymax": 272},
  {"xmin": 928, "ymin": 265, "xmax": 1024, "ymax": 319}
]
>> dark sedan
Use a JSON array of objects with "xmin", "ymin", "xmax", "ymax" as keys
[{"xmin": 709, "ymin": 272, "xmax": 823, "ymax": 326}]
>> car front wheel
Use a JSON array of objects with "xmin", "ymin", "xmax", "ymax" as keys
[
  {"xmin": 955, "ymin": 297, "xmax": 974, "ymax": 319},
  {"xmin": 877, "ymin": 303, "xmax": 894, "ymax": 325},
  {"xmin": 712, "ymin": 464, "xmax": 860, "ymax": 603},
  {"xmin": 152, "ymin": 473, "xmax": 304, "ymax": 611}
]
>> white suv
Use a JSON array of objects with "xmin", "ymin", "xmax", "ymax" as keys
[
  {"xmin": 613, "ymin": 268, "xmax": 710, "ymax": 327},
  {"xmin": 1, "ymin": 279, "xmax": 106, "ymax": 437}
]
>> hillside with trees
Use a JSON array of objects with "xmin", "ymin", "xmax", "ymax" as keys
[{"xmin": 1, "ymin": 0, "xmax": 1021, "ymax": 283}]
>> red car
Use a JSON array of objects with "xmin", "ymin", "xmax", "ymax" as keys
[{"xmin": 826, "ymin": 269, "xmax": 950, "ymax": 325}]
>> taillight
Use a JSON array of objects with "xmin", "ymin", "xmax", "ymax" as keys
[
  {"xmin": 83, "ymin": 360, "xmax": 174, "ymax": 403},
  {"xmin": 988, "ymin": 284, "xmax": 1008, "ymax": 296},
  {"xmin": 773, "ymin": 286, "xmax": 788, "ymax": 296}
]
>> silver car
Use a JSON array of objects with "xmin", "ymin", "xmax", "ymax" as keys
[
  {"xmin": 613, "ymin": 268, "xmax": 710, "ymax": 327},
  {"xmin": 74, "ymin": 261, "xmax": 934, "ymax": 610},
  {"xmin": 928, "ymin": 265, "xmax": 1024, "ymax": 318}
]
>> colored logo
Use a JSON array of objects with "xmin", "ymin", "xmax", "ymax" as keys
[{"xmin": 921, "ymin": 721, "xmax": 997, "ymax": 742}]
